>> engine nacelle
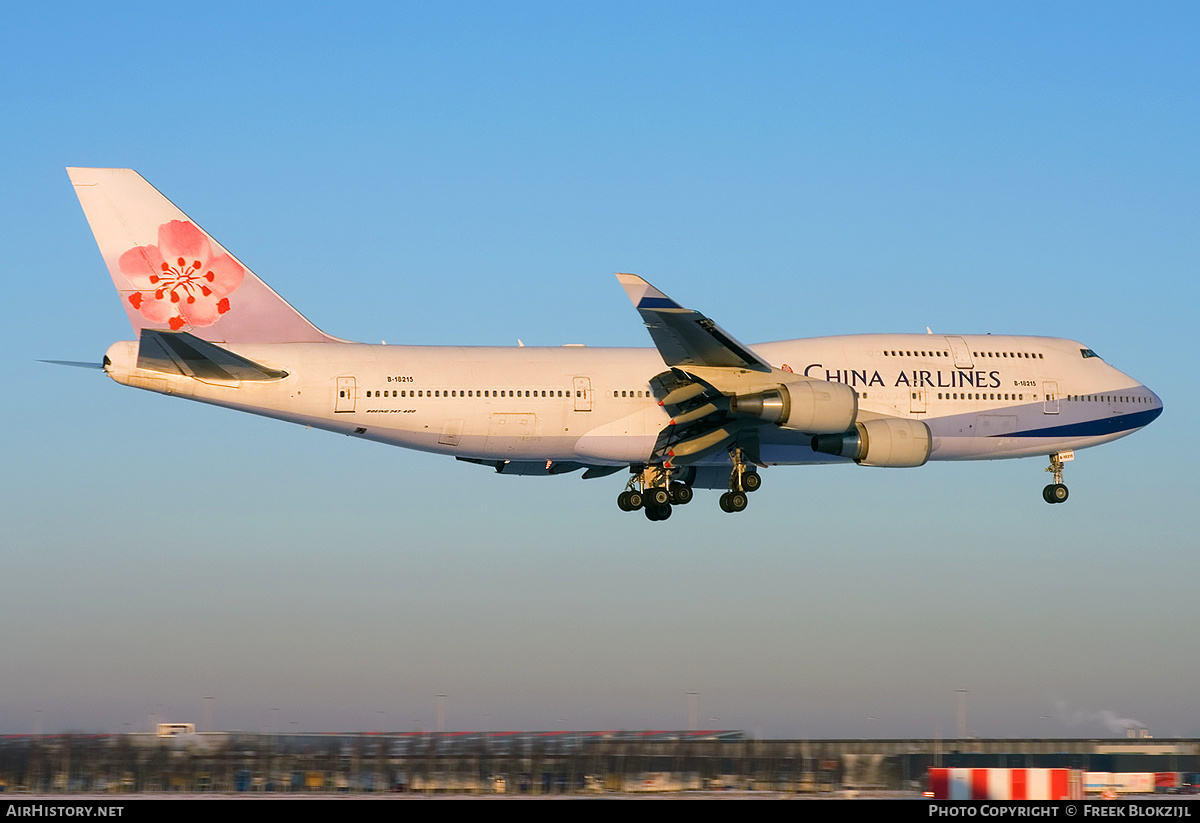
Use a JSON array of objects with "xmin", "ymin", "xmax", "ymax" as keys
[
  {"xmin": 811, "ymin": 417, "xmax": 932, "ymax": 467},
  {"xmin": 729, "ymin": 379, "xmax": 857, "ymax": 434}
]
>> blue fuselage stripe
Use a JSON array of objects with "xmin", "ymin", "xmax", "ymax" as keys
[{"xmin": 997, "ymin": 407, "xmax": 1162, "ymax": 438}]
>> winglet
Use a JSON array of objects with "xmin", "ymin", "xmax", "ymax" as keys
[
  {"xmin": 615, "ymin": 273, "xmax": 770, "ymax": 371},
  {"xmin": 617, "ymin": 273, "xmax": 683, "ymax": 311}
]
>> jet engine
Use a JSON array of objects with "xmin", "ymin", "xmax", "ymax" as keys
[
  {"xmin": 728, "ymin": 379, "xmax": 857, "ymax": 434},
  {"xmin": 811, "ymin": 417, "xmax": 932, "ymax": 467}
]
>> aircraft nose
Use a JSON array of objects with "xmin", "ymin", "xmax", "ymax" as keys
[{"xmin": 1143, "ymin": 385, "xmax": 1164, "ymax": 423}]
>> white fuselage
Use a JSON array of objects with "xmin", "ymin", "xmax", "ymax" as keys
[{"xmin": 103, "ymin": 332, "xmax": 1162, "ymax": 469}]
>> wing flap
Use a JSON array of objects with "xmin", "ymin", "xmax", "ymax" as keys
[{"xmin": 457, "ymin": 458, "xmax": 619, "ymax": 477}]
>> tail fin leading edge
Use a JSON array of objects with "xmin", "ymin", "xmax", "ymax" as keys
[{"xmin": 68, "ymin": 168, "xmax": 337, "ymax": 344}]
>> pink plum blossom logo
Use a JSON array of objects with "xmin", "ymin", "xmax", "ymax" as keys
[{"xmin": 118, "ymin": 220, "xmax": 244, "ymax": 330}]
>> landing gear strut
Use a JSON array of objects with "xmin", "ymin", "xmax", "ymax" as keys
[
  {"xmin": 1042, "ymin": 451, "xmax": 1072, "ymax": 504},
  {"xmin": 718, "ymin": 447, "xmax": 760, "ymax": 514}
]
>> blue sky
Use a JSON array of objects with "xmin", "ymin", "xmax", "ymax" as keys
[{"xmin": 2, "ymin": 2, "xmax": 1196, "ymax": 738}]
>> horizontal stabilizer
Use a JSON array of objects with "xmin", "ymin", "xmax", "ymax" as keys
[
  {"xmin": 38, "ymin": 359, "xmax": 104, "ymax": 370},
  {"xmin": 137, "ymin": 329, "xmax": 288, "ymax": 383}
]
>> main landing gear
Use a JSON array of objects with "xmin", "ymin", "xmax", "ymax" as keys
[
  {"xmin": 615, "ymin": 450, "xmax": 764, "ymax": 520},
  {"xmin": 1042, "ymin": 451, "xmax": 1072, "ymax": 504},
  {"xmin": 617, "ymin": 465, "xmax": 694, "ymax": 521},
  {"xmin": 719, "ymin": 447, "xmax": 760, "ymax": 514}
]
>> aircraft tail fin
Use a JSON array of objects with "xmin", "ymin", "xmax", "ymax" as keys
[{"xmin": 68, "ymin": 168, "xmax": 337, "ymax": 344}]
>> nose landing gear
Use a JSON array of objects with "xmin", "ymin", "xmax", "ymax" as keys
[{"xmin": 1042, "ymin": 451, "xmax": 1073, "ymax": 504}]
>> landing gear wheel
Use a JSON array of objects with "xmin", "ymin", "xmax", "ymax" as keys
[
  {"xmin": 649, "ymin": 487, "xmax": 671, "ymax": 507},
  {"xmin": 644, "ymin": 502, "xmax": 671, "ymax": 521},
  {"xmin": 741, "ymin": 471, "xmax": 761, "ymax": 493},
  {"xmin": 620, "ymin": 490, "xmax": 651, "ymax": 511},
  {"xmin": 719, "ymin": 491, "xmax": 748, "ymax": 513},
  {"xmin": 670, "ymin": 485, "xmax": 694, "ymax": 505},
  {"xmin": 1043, "ymin": 483, "xmax": 1068, "ymax": 504}
]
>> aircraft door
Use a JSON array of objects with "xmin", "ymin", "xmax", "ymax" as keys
[
  {"xmin": 335, "ymin": 376, "xmax": 356, "ymax": 413},
  {"xmin": 573, "ymin": 377, "xmax": 592, "ymax": 412},
  {"xmin": 945, "ymin": 336, "xmax": 973, "ymax": 369},
  {"xmin": 909, "ymin": 388, "xmax": 928, "ymax": 414},
  {"xmin": 439, "ymin": 419, "xmax": 463, "ymax": 446},
  {"xmin": 1043, "ymin": 381, "xmax": 1060, "ymax": 414}
]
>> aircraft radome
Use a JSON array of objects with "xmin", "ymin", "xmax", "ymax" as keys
[{"xmin": 60, "ymin": 168, "xmax": 1162, "ymax": 521}]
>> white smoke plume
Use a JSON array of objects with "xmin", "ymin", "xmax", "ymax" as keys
[{"xmin": 1053, "ymin": 701, "xmax": 1146, "ymax": 735}]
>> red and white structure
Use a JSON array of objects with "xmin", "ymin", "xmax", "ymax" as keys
[{"xmin": 928, "ymin": 768, "xmax": 1083, "ymax": 800}]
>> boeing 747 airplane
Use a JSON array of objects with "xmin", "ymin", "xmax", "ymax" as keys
[{"xmin": 65, "ymin": 168, "xmax": 1162, "ymax": 520}]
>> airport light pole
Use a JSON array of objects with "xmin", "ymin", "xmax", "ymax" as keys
[{"xmin": 956, "ymin": 689, "xmax": 969, "ymax": 741}]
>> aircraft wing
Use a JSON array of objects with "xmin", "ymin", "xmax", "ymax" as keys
[{"xmin": 616, "ymin": 274, "xmax": 772, "ymax": 371}]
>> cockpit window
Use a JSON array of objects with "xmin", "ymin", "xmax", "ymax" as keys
[{"xmin": 1080, "ymin": 348, "xmax": 1101, "ymax": 359}]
